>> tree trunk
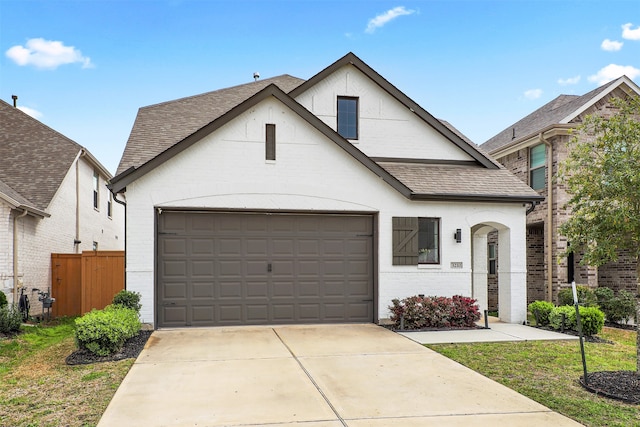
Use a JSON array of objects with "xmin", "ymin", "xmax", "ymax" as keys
[{"xmin": 636, "ymin": 258, "xmax": 640, "ymax": 375}]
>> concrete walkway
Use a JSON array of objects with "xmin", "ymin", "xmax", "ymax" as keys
[
  {"xmin": 98, "ymin": 324, "xmax": 582, "ymax": 427},
  {"xmin": 399, "ymin": 319, "xmax": 579, "ymax": 344}
]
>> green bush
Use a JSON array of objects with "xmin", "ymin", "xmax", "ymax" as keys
[
  {"xmin": 557, "ymin": 286, "xmax": 597, "ymax": 307},
  {"xmin": 549, "ymin": 305, "xmax": 604, "ymax": 336},
  {"xmin": 75, "ymin": 305, "xmax": 141, "ymax": 356},
  {"xmin": 549, "ymin": 305, "xmax": 576, "ymax": 331},
  {"xmin": 594, "ymin": 287, "xmax": 636, "ymax": 324},
  {"xmin": 0, "ymin": 304, "xmax": 23, "ymax": 334},
  {"xmin": 0, "ymin": 291, "xmax": 8, "ymax": 308},
  {"xmin": 579, "ymin": 306, "xmax": 605, "ymax": 336},
  {"xmin": 528, "ymin": 300, "xmax": 554, "ymax": 326},
  {"xmin": 594, "ymin": 287, "xmax": 614, "ymax": 307},
  {"xmin": 112, "ymin": 290, "xmax": 141, "ymax": 313}
]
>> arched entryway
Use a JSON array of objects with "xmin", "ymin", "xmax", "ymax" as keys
[{"xmin": 471, "ymin": 221, "xmax": 527, "ymax": 324}]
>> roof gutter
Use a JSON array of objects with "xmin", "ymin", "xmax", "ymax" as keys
[
  {"xmin": 13, "ymin": 209, "xmax": 28, "ymax": 305},
  {"xmin": 410, "ymin": 193, "xmax": 544, "ymax": 203},
  {"xmin": 489, "ymin": 124, "xmax": 574, "ymax": 158}
]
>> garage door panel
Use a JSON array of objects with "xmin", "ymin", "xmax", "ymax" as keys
[
  {"xmin": 191, "ymin": 239, "xmax": 214, "ymax": 255},
  {"xmin": 246, "ymin": 305, "xmax": 268, "ymax": 322},
  {"xmin": 162, "ymin": 282, "xmax": 188, "ymax": 299},
  {"xmin": 162, "ymin": 306, "xmax": 187, "ymax": 324},
  {"xmin": 191, "ymin": 282, "xmax": 214, "ymax": 299},
  {"xmin": 246, "ymin": 282, "xmax": 268, "ymax": 298},
  {"xmin": 158, "ymin": 212, "xmax": 373, "ymax": 327},
  {"xmin": 191, "ymin": 260, "xmax": 214, "ymax": 277},
  {"xmin": 299, "ymin": 304, "xmax": 321, "ymax": 320},
  {"xmin": 272, "ymin": 281, "xmax": 294, "ymax": 297},
  {"xmin": 191, "ymin": 306, "xmax": 215, "ymax": 324},
  {"xmin": 163, "ymin": 260, "xmax": 187, "ymax": 277},
  {"xmin": 219, "ymin": 305, "xmax": 243, "ymax": 322},
  {"xmin": 219, "ymin": 260, "xmax": 242, "ymax": 277},
  {"xmin": 299, "ymin": 281, "xmax": 320, "ymax": 297},
  {"xmin": 272, "ymin": 304, "xmax": 295, "ymax": 321},
  {"xmin": 219, "ymin": 282, "xmax": 242, "ymax": 298},
  {"xmin": 218, "ymin": 238, "xmax": 242, "ymax": 255}
]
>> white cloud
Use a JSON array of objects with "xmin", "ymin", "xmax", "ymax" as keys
[
  {"xmin": 588, "ymin": 64, "xmax": 640, "ymax": 85},
  {"xmin": 17, "ymin": 106, "xmax": 43, "ymax": 119},
  {"xmin": 558, "ymin": 75, "xmax": 581, "ymax": 85},
  {"xmin": 524, "ymin": 89, "xmax": 543, "ymax": 100},
  {"xmin": 622, "ymin": 23, "xmax": 640, "ymax": 40},
  {"xmin": 5, "ymin": 38, "xmax": 93, "ymax": 70},
  {"xmin": 601, "ymin": 39, "xmax": 623, "ymax": 51},
  {"xmin": 365, "ymin": 6, "xmax": 415, "ymax": 34}
]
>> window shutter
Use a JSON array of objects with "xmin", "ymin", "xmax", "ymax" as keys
[{"xmin": 392, "ymin": 217, "xmax": 418, "ymax": 265}]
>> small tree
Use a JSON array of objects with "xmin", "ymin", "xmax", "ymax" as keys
[{"xmin": 558, "ymin": 94, "xmax": 640, "ymax": 374}]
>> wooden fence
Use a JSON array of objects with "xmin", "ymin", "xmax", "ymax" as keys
[{"xmin": 51, "ymin": 251, "xmax": 125, "ymax": 317}]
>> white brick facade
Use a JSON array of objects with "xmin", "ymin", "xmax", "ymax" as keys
[{"xmin": 123, "ymin": 90, "xmax": 529, "ymax": 326}]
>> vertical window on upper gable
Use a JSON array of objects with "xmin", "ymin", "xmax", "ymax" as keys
[
  {"xmin": 529, "ymin": 144, "xmax": 546, "ymax": 191},
  {"xmin": 266, "ymin": 124, "xmax": 276, "ymax": 161},
  {"xmin": 93, "ymin": 170, "xmax": 99, "ymax": 210},
  {"xmin": 107, "ymin": 192, "xmax": 113, "ymax": 219},
  {"xmin": 337, "ymin": 96, "xmax": 358, "ymax": 139}
]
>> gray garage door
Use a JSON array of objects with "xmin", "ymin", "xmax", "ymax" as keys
[{"xmin": 157, "ymin": 212, "xmax": 374, "ymax": 327}]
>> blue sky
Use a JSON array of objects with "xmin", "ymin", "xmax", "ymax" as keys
[{"xmin": 1, "ymin": 0, "xmax": 639, "ymax": 174}]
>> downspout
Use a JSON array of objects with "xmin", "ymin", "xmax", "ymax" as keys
[
  {"xmin": 539, "ymin": 132, "xmax": 554, "ymax": 303},
  {"xmin": 13, "ymin": 209, "xmax": 28, "ymax": 304},
  {"xmin": 113, "ymin": 192, "xmax": 127, "ymax": 289},
  {"xmin": 74, "ymin": 150, "xmax": 86, "ymax": 252}
]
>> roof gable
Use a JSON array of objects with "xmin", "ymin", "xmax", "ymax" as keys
[
  {"xmin": 482, "ymin": 76, "xmax": 640, "ymax": 154},
  {"xmin": 116, "ymin": 75, "xmax": 304, "ymax": 175},
  {"xmin": 289, "ymin": 52, "xmax": 499, "ymax": 169},
  {"xmin": 110, "ymin": 84, "xmax": 411, "ymax": 197}
]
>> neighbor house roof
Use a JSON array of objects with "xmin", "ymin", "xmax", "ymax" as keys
[
  {"xmin": 0, "ymin": 99, "xmax": 110, "ymax": 216},
  {"xmin": 482, "ymin": 76, "xmax": 640, "ymax": 154},
  {"xmin": 116, "ymin": 75, "xmax": 304, "ymax": 175}
]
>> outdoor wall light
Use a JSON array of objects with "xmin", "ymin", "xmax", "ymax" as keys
[{"xmin": 454, "ymin": 229, "xmax": 462, "ymax": 243}]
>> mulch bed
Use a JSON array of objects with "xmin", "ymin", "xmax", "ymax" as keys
[
  {"xmin": 581, "ymin": 371, "xmax": 640, "ymax": 404},
  {"xmin": 65, "ymin": 331, "xmax": 152, "ymax": 365}
]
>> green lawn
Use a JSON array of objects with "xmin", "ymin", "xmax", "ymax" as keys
[
  {"xmin": 428, "ymin": 327, "xmax": 639, "ymax": 427},
  {"xmin": 0, "ymin": 318, "xmax": 134, "ymax": 427}
]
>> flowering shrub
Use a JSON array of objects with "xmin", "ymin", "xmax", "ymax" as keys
[{"xmin": 388, "ymin": 295, "xmax": 480, "ymax": 330}]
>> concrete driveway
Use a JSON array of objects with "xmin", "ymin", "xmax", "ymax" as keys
[{"xmin": 98, "ymin": 324, "xmax": 582, "ymax": 427}]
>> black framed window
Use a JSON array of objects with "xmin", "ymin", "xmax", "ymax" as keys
[
  {"xmin": 266, "ymin": 124, "xmax": 276, "ymax": 160},
  {"xmin": 418, "ymin": 218, "xmax": 440, "ymax": 264},
  {"xmin": 337, "ymin": 96, "xmax": 358, "ymax": 139},
  {"xmin": 92, "ymin": 170, "xmax": 99, "ymax": 210}
]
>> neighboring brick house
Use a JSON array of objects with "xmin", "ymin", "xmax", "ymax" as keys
[
  {"xmin": 110, "ymin": 52, "xmax": 542, "ymax": 328},
  {"xmin": 0, "ymin": 100, "xmax": 124, "ymax": 315},
  {"xmin": 481, "ymin": 76, "xmax": 640, "ymax": 306}
]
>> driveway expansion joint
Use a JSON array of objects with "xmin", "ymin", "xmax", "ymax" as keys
[{"xmin": 272, "ymin": 328, "xmax": 348, "ymax": 427}]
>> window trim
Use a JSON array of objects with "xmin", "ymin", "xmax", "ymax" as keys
[
  {"xmin": 392, "ymin": 216, "xmax": 441, "ymax": 266},
  {"xmin": 107, "ymin": 192, "xmax": 113, "ymax": 219},
  {"xmin": 488, "ymin": 243, "xmax": 497, "ymax": 275},
  {"xmin": 266, "ymin": 123, "xmax": 276, "ymax": 161},
  {"xmin": 529, "ymin": 144, "xmax": 546, "ymax": 191},
  {"xmin": 337, "ymin": 96, "xmax": 359, "ymax": 140},
  {"xmin": 418, "ymin": 217, "xmax": 440, "ymax": 265},
  {"xmin": 92, "ymin": 169, "xmax": 99, "ymax": 211}
]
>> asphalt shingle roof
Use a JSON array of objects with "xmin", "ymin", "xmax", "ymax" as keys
[
  {"xmin": 116, "ymin": 75, "xmax": 305, "ymax": 175},
  {"xmin": 0, "ymin": 100, "xmax": 83, "ymax": 211},
  {"xmin": 378, "ymin": 161, "xmax": 541, "ymax": 200},
  {"xmin": 481, "ymin": 79, "xmax": 619, "ymax": 153}
]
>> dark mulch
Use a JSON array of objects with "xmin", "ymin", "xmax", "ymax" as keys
[
  {"xmin": 581, "ymin": 371, "xmax": 640, "ymax": 404},
  {"xmin": 65, "ymin": 330, "xmax": 153, "ymax": 365}
]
